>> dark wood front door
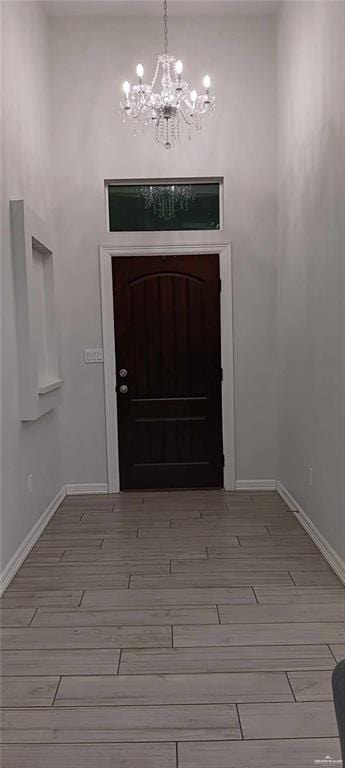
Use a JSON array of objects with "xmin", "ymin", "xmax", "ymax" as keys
[{"xmin": 112, "ymin": 254, "xmax": 224, "ymax": 490}]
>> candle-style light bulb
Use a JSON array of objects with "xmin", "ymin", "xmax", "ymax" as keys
[
  {"xmin": 203, "ymin": 75, "xmax": 211, "ymax": 91},
  {"xmin": 175, "ymin": 60, "xmax": 183, "ymax": 92},
  {"xmin": 122, "ymin": 81, "xmax": 131, "ymax": 96},
  {"xmin": 136, "ymin": 64, "xmax": 144, "ymax": 80},
  {"xmin": 191, "ymin": 89, "xmax": 197, "ymax": 103}
]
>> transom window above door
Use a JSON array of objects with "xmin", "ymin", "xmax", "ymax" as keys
[{"xmin": 106, "ymin": 179, "xmax": 222, "ymax": 232}]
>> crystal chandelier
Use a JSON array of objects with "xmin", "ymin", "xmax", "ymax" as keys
[
  {"xmin": 120, "ymin": 0, "xmax": 215, "ymax": 149},
  {"xmin": 137, "ymin": 184, "xmax": 195, "ymax": 220}
]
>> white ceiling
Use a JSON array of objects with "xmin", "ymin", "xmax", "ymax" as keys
[{"xmin": 43, "ymin": 0, "xmax": 280, "ymax": 16}]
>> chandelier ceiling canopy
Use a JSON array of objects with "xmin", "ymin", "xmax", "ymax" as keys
[{"xmin": 120, "ymin": 0, "xmax": 215, "ymax": 149}]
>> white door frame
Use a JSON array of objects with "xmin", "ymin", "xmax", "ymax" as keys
[{"xmin": 100, "ymin": 241, "xmax": 235, "ymax": 492}]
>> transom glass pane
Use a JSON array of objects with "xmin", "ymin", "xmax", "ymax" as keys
[{"xmin": 108, "ymin": 182, "xmax": 220, "ymax": 231}]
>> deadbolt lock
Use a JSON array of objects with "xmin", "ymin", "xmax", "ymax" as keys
[{"xmin": 119, "ymin": 369, "xmax": 128, "ymax": 378}]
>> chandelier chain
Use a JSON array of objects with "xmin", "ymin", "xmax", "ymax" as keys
[{"xmin": 163, "ymin": 0, "xmax": 168, "ymax": 54}]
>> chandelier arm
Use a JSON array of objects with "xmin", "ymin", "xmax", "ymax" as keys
[
  {"xmin": 123, "ymin": 105, "xmax": 145, "ymax": 121},
  {"xmin": 179, "ymin": 104, "xmax": 194, "ymax": 127}
]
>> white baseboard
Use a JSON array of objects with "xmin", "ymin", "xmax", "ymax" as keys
[
  {"xmin": 0, "ymin": 485, "xmax": 66, "ymax": 596},
  {"xmin": 277, "ymin": 481, "xmax": 345, "ymax": 586},
  {"xmin": 65, "ymin": 483, "xmax": 109, "ymax": 495},
  {"xmin": 235, "ymin": 479, "xmax": 277, "ymax": 491}
]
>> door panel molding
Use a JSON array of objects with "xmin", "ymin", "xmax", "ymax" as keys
[{"xmin": 100, "ymin": 242, "xmax": 235, "ymax": 491}]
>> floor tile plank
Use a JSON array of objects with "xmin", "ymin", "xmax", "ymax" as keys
[
  {"xmin": 238, "ymin": 701, "xmax": 337, "ymax": 738},
  {"xmin": 41, "ymin": 527, "xmax": 138, "ymax": 539},
  {"xmin": 236, "ymin": 534, "xmax": 316, "ymax": 549},
  {"xmin": 130, "ymin": 573, "xmax": 294, "ymax": 589},
  {"xmin": 0, "ymin": 607, "xmax": 36, "ymax": 627},
  {"xmin": 0, "ymin": 704, "xmax": 240, "ymax": 743},
  {"xmin": 0, "ymin": 590, "xmax": 84, "ymax": 608},
  {"xmin": 170, "ymin": 492, "xmax": 252, "ymax": 503},
  {"xmin": 81, "ymin": 587, "xmax": 256, "ymax": 609},
  {"xmin": 25, "ymin": 553, "xmax": 66, "ymax": 564},
  {"xmin": 55, "ymin": 671, "xmax": 293, "ymax": 706},
  {"xmin": 290, "ymin": 571, "xmax": 342, "ymax": 586},
  {"xmin": 31, "ymin": 537, "xmax": 105, "ymax": 548},
  {"xmin": 211, "ymin": 545, "xmax": 319, "ymax": 556},
  {"xmin": 9, "ymin": 575, "xmax": 130, "ymax": 590},
  {"xmin": 31, "ymin": 607, "xmax": 219, "ymax": 627},
  {"xmin": 218, "ymin": 602, "xmax": 344, "ymax": 623},
  {"xmin": 287, "ymin": 670, "xmax": 334, "ymax": 701},
  {"xmin": 1, "ymin": 625, "xmax": 172, "ymax": 649},
  {"xmin": 254, "ymin": 586, "xmax": 345, "ymax": 604},
  {"xmin": 171, "ymin": 556, "xmax": 328, "ymax": 572},
  {"xmin": 171, "ymin": 516, "xmax": 296, "ymax": 528},
  {"xmin": 19, "ymin": 561, "xmax": 171, "ymax": 576},
  {"xmin": 330, "ymin": 643, "xmax": 345, "ymax": 661},
  {"xmin": 81, "ymin": 510, "xmax": 201, "ymax": 522},
  {"xmin": 62, "ymin": 550, "xmax": 207, "ymax": 562},
  {"xmin": 1, "ymin": 744, "xmax": 177, "ymax": 768},
  {"xmin": 137, "ymin": 527, "xmax": 277, "ymax": 539},
  {"xmin": 0, "ymin": 677, "xmax": 59, "ymax": 707},
  {"xmin": 178, "ymin": 738, "xmax": 341, "ymax": 767},
  {"xmin": 1, "ymin": 649, "xmax": 120, "ymax": 675},
  {"xmin": 174, "ymin": 622, "xmax": 345, "ymax": 647},
  {"xmin": 120, "ymin": 645, "xmax": 335, "ymax": 674},
  {"xmin": 101, "ymin": 542, "xmax": 210, "ymax": 555}
]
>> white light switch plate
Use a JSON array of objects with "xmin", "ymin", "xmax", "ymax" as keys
[{"xmin": 84, "ymin": 348, "xmax": 104, "ymax": 363}]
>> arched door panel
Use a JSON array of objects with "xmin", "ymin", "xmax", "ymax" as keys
[{"xmin": 112, "ymin": 254, "xmax": 223, "ymax": 489}]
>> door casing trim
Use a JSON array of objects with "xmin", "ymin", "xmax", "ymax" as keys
[{"xmin": 100, "ymin": 242, "xmax": 235, "ymax": 492}]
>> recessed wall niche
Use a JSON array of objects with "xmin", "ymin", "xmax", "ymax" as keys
[{"xmin": 10, "ymin": 201, "xmax": 62, "ymax": 421}]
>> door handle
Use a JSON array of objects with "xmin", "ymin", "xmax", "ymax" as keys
[{"xmin": 119, "ymin": 384, "xmax": 128, "ymax": 394}]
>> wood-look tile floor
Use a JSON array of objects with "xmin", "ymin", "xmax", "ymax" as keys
[{"xmin": 1, "ymin": 490, "xmax": 344, "ymax": 767}]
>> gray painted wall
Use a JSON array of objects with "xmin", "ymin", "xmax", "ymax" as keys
[
  {"xmin": 1, "ymin": 2, "xmax": 62, "ymax": 570},
  {"xmin": 49, "ymin": 13, "xmax": 278, "ymax": 487},
  {"xmin": 277, "ymin": 1, "xmax": 345, "ymax": 559}
]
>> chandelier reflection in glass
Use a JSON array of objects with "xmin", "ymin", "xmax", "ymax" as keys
[
  {"xmin": 120, "ymin": 0, "xmax": 215, "ymax": 149},
  {"xmin": 137, "ymin": 184, "xmax": 195, "ymax": 221}
]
